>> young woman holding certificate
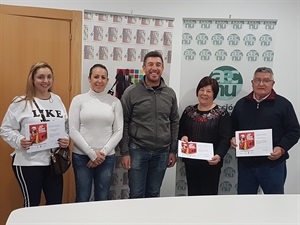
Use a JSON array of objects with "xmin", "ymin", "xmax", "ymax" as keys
[
  {"xmin": 178, "ymin": 76, "xmax": 231, "ymax": 195},
  {"xmin": 0, "ymin": 62, "xmax": 69, "ymax": 207}
]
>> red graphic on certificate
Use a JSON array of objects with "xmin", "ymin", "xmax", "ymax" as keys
[
  {"xmin": 238, "ymin": 132, "xmax": 255, "ymax": 150},
  {"xmin": 181, "ymin": 142, "xmax": 197, "ymax": 154},
  {"xmin": 29, "ymin": 123, "xmax": 47, "ymax": 144},
  {"xmin": 26, "ymin": 120, "xmax": 65, "ymax": 153},
  {"xmin": 178, "ymin": 140, "xmax": 214, "ymax": 160}
]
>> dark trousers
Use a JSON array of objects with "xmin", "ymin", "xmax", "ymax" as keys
[
  {"xmin": 12, "ymin": 163, "xmax": 63, "ymax": 207},
  {"xmin": 185, "ymin": 162, "xmax": 221, "ymax": 195},
  {"xmin": 238, "ymin": 160, "xmax": 286, "ymax": 194}
]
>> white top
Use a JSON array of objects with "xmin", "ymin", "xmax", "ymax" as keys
[
  {"xmin": 0, "ymin": 93, "xmax": 68, "ymax": 166},
  {"xmin": 69, "ymin": 89, "xmax": 123, "ymax": 160}
]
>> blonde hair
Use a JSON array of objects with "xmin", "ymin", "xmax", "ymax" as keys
[{"xmin": 16, "ymin": 61, "xmax": 54, "ymax": 108}]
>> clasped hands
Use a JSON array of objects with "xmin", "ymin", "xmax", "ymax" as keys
[{"xmin": 87, "ymin": 150, "xmax": 106, "ymax": 168}]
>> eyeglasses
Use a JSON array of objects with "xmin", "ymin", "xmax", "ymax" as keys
[{"xmin": 252, "ymin": 78, "xmax": 274, "ymax": 84}]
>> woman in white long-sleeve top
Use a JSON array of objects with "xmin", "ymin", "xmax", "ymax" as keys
[
  {"xmin": 0, "ymin": 61, "xmax": 69, "ymax": 207},
  {"xmin": 69, "ymin": 64, "xmax": 123, "ymax": 202}
]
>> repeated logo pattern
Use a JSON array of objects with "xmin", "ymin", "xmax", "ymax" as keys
[
  {"xmin": 181, "ymin": 20, "xmax": 275, "ymax": 63},
  {"xmin": 83, "ymin": 13, "xmax": 173, "ymax": 63},
  {"xmin": 83, "ymin": 11, "xmax": 174, "ymax": 91}
]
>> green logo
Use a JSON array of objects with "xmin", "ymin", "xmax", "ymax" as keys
[
  {"xmin": 231, "ymin": 21, "xmax": 244, "ymax": 30},
  {"xmin": 196, "ymin": 33, "xmax": 208, "ymax": 45},
  {"xmin": 199, "ymin": 49, "xmax": 212, "ymax": 61},
  {"xmin": 223, "ymin": 152, "xmax": 233, "ymax": 164},
  {"xmin": 219, "ymin": 181, "xmax": 233, "ymax": 192},
  {"xmin": 215, "ymin": 49, "xmax": 227, "ymax": 61},
  {"xmin": 263, "ymin": 21, "xmax": 276, "ymax": 30},
  {"xmin": 215, "ymin": 21, "xmax": 228, "ymax": 29},
  {"xmin": 223, "ymin": 167, "xmax": 236, "ymax": 178},
  {"xmin": 247, "ymin": 21, "xmax": 260, "ymax": 30},
  {"xmin": 230, "ymin": 49, "xmax": 243, "ymax": 61},
  {"xmin": 259, "ymin": 34, "xmax": 272, "ymax": 46},
  {"xmin": 209, "ymin": 65, "xmax": 243, "ymax": 101},
  {"xmin": 227, "ymin": 33, "xmax": 240, "ymax": 46},
  {"xmin": 199, "ymin": 20, "xmax": 212, "ymax": 29},
  {"xmin": 246, "ymin": 50, "xmax": 259, "ymax": 62},
  {"xmin": 211, "ymin": 33, "xmax": 224, "ymax": 45},
  {"xmin": 183, "ymin": 20, "xmax": 196, "ymax": 29},
  {"xmin": 183, "ymin": 48, "xmax": 196, "ymax": 61},
  {"xmin": 262, "ymin": 50, "xmax": 274, "ymax": 62},
  {"xmin": 243, "ymin": 34, "xmax": 256, "ymax": 46},
  {"xmin": 182, "ymin": 33, "xmax": 193, "ymax": 45}
]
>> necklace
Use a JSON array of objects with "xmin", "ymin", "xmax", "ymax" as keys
[{"xmin": 36, "ymin": 95, "xmax": 53, "ymax": 102}]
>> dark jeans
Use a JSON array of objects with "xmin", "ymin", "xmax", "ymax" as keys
[
  {"xmin": 72, "ymin": 153, "xmax": 115, "ymax": 202},
  {"xmin": 238, "ymin": 160, "xmax": 287, "ymax": 194},
  {"xmin": 128, "ymin": 145, "xmax": 169, "ymax": 198}
]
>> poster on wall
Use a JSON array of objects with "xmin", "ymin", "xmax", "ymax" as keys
[
  {"xmin": 83, "ymin": 10, "xmax": 174, "ymax": 200},
  {"xmin": 83, "ymin": 10, "xmax": 174, "ymax": 97},
  {"xmin": 176, "ymin": 18, "xmax": 277, "ymax": 196}
]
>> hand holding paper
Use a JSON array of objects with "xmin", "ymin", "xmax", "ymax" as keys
[
  {"xmin": 235, "ymin": 129, "xmax": 273, "ymax": 157},
  {"xmin": 178, "ymin": 140, "xmax": 214, "ymax": 160},
  {"xmin": 25, "ymin": 121, "xmax": 65, "ymax": 153}
]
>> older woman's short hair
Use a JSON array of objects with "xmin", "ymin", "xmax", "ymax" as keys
[{"xmin": 196, "ymin": 76, "xmax": 219, "ymax": 100}]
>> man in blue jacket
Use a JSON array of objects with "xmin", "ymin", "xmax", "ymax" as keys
[
  {"xmin": 120, "ymin": 51, "xmax": 179, "ymax": 198},
  {"xmin": 231, "ymin": 67, "xmax": 300, "ymax": 194}
]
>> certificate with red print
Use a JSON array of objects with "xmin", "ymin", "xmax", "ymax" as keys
[
  {"xmin": 25, "ymin": 120, "xmax": 65, "ymax": 153},
  {"xmin": 235, "ymin": 129, "xmax": 273, "ymax": 157},
  {"xmin": 178, "ymin": 140, "xmax": 214, "ymax": 160}
]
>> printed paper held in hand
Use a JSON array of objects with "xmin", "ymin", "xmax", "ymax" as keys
[
  {"xmin": 25, "ymin": 120, "xmax": 65, "ymax": 153},
  {"xmin": 178, "ymin": 140, "xmax": 214, "ymax": 160},
  {"xmin": 235, "ymin": 129, "xmax": 273, "ymax": 157}
]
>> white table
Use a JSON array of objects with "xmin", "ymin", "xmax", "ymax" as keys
[{"xmin": 6, "ymin": 194, "xmax": 300, "ymax": 225}]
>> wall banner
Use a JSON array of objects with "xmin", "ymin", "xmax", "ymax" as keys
[
  {"xmin": 176, "ymin": 18, "xmax": 277, "ymax": 195},
  {"xmin": 83, "ymin": 10, "xmax": 174, "ymax": 200},
  {"xmin": 83, "ymin": 10, "xmax": 174, "ymax": 95}
]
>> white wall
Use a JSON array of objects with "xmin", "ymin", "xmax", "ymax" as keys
[{"xmin": 2, "ymin": 0, "xmax": 299, "ymax": 194}]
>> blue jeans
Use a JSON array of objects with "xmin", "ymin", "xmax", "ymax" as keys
[
  {"xmin": 72, "ymin": 153, "xmax": 115, "ymax": 202},
  {"xmin": 128, "ymin": 145, "xmax": 169, "ymax": 198},
  {"xmin": 238, "ymin": 160, "xmax": 286, "ymax": 194}
]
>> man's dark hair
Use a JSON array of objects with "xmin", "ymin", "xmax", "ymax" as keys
[{"xmin": 143, "ymin": 51, "xmax": 164, "ymax": 67}]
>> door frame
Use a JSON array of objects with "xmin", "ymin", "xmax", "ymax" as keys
[
  {"xmin": 0, "ymin": 4, "xmax": 82, "ymax": 224},
  {"xmin": 0, "ymin": 4, "xmax": 82, "ymax": 100}
]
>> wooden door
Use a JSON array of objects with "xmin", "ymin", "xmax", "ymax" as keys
[{"xmin": 0, "ymin": 5, "xmax": 81, "ymax": 224}]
